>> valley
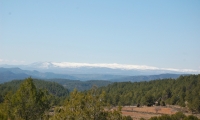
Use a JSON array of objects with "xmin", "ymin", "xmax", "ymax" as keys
[
  {"xmin": 1, "ymin": 0, "xmax": 199, "ymax": 119},
  {"xmin": 0, "ymin": 65, "xmax": 199, "ymax": 120}
]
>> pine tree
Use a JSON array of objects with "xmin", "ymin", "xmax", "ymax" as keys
[
  {"xmin": 3, "ymin": 77, "xmax": 50, "ymax": 120},
  {"xmin": 52, "ymin": 87, "xmax": 132, "ymax": 120}
]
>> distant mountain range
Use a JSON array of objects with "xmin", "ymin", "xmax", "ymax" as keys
[
  {"xmin": 0, "ymin": 62, "xmax": 199, "ymax": 75},
  {"xmin": 110, "ymin": 73, "xmax": 186, "ymax": 82},
  {"xmin": 0, "ymin": 66, "xmax": 188, "ymax": 83},
  {"xmin": 0, "ymin": 67, "xmax": 76, "ymax": 83}
]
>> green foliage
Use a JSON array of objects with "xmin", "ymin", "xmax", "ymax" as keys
[
  {"xmin": 49, "ymin": 79, "xmax": 111, "ymax": 91},
  {"xmin": 33, "ymin": 80, "xmax": 69, "ymax": 97},
  {"xmin": 171, "ymin": 112, "xmax": 186, "ymax": 119},
  {"xmin": 97, "ymin": 74, "xmax": 200, "ymax": 113},
  {"xmin": 140, "ymin": 118, "xmax": 145, "ymax": 120},
  {"xmin": 51, "ymin": 87, "xmax": 132, "ymax": 120},
  {"xmin": 0, "ymin": 79, "xmax": 69, "ymax": 105},
  {"xmin": 144, "ymin": 94, "xmax": 154, "ymax": 106},
  {"xmin": 1, "ymin": 78, "xmax": 51, "ymax": 120},
  {"xmin": 0, "ymin": 103, "xmax": 8, "ymax": 120},
  {"xmin": 184, "ymin": 115, "xmax": 199, "ymax": 120},
  {"xmin": 0, "ymin": 79, "xmax": 69, "ymax": 97}
]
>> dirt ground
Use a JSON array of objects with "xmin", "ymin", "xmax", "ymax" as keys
[{"xmin": 121, "ymin": 106, "xmax": 200, "ymax": 120}]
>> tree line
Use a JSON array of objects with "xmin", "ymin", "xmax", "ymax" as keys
[
  {"xmin": 0, "ymin": 78, "xmax": 132, "ymax": 120},
  {"xmin": 97, "ymin": 74, "xmax": 200, "ymax": 113},
  {"xmin": 0, "ymin": 74, "xmax": 200, "ymax": 119},
  {"xmin": 0, "ymin": 79, "xmax": 69, "ymax": 105},
  {"xmin": 48, "ymin": 79, "xmax": 111, "ymax": 91}
]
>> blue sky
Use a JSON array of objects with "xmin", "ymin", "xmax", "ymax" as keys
[{"xmin": 0, "ymin": 0, "xmax": 200, "ymax": 70}]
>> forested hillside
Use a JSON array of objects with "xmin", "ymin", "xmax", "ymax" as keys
[
  {"xmin": 1, "ymin": 75, "xmax": 200, "ymax": 119},
  {"xmin": 97, "ymin": 74, "xmax": 200, "ymax": 113},
  {"xmin": 111, "ymin": 74, "xmax": 183, "ymax": 82},
  {"xmin": 49, "ymin": 79, "xmax": 112, "ymax": 91},
  {"xmin": 0, "ymin": 78, "xmax": 132, "ymax": 120},
  {"xmin": 0, "ymin": 78, "xmax": 69, "ymax": 104}
]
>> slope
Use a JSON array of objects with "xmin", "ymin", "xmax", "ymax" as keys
[{"xmin": 97, "ymin": 74, "xmax": 200, "ymax": 113}]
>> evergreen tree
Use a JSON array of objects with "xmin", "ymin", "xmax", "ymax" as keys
[
  {"xmin": 3, "ymin": 77, "xmax": 50, "ymax": 120},
  {"xmin": 52, "ymin": 87, "xmax": 132, "ymax": 120}
]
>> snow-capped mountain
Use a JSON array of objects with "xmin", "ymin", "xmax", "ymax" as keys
[
  {"xmin": 17, "ymin": 62, "xmax": 200, "ymax": 75},
  {"xmin": 0, "ymin": 62, "xmax": 198, "ymax": 82}
]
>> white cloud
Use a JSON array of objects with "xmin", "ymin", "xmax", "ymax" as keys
[
  {"xmin": 50, "ymin": 62, "xmax": 200, "ymax": 73},
  {"xmin": 1, "ymin": 60, "xmax": 199, "ymax": 73},
  {"xmin": 160, "ymin": 68, "xmax": 199, "ymax": 73},
  {"xmin": 52, "ymin": 62, "xmax": 159, "ymax": 70}
]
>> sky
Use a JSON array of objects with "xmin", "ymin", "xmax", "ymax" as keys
[{"xmin": 0, "ymin": 0, "xmax": 200, "ymax": 71}]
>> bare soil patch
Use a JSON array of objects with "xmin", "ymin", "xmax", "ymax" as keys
[{"xmin": 121, "ymin": 106, "xmax": 200, "ymax": 120}]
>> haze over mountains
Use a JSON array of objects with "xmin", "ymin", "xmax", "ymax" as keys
[
  {"xmin": 1, "ymin": 62, "xmax": 199, "ymax": 74},
  {"xmin": 0, "ymin": 62, "xmax": 196, "ymax": 83}
]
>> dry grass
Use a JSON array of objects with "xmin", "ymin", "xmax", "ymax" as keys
[
  {"xmin": 121, "ymin": 106, "xmax": 200, "ymax": 119},
  {"xmin": 121, "ymin": 106, "xmax": 184, "ymax": 120}
]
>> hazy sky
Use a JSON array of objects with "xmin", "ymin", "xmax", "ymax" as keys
[{"xmin": 0, "ymin": 0, "xmax": 200, "ymax": 70}]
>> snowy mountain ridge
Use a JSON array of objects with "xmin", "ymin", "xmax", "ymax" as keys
[{"xmin": 30, "ymin": 62, "xmax": 199, "ymax": 73}]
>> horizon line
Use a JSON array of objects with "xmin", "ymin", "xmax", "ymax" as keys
[{"xmin": 0, "ymin": 61, "xmax": 199, "ymax": 73}]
